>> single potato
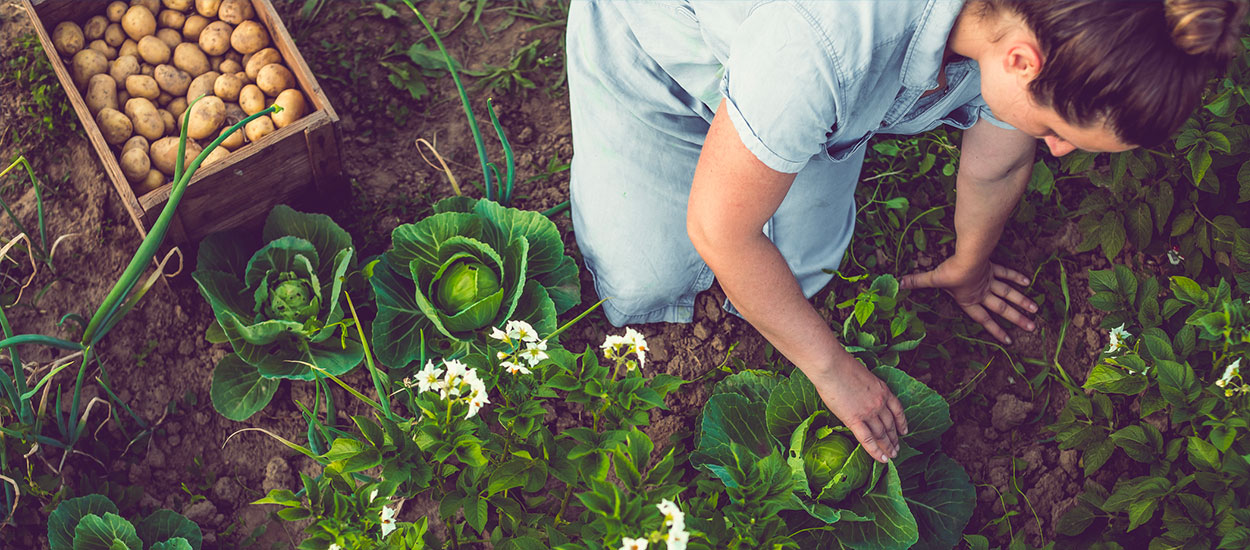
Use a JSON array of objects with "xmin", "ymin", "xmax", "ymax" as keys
[
  {"xmin": 137, "ymin": 35, "xmax": 171, "ymax": 64},
  {"xmin": 162, "ymin": 0, "xmax": 194, "ymax": 11},
  {"xmin": 154, "ymin": 64, "xmax": 192, "ymax": 95},
  {"xmin": 218, "ymin": 58, "xmax": 242, "ymax": 74},
  {"xmin": 202, "ymin": 147, "xmax": 229, "ymax": 166},
  {"xmin": 230, "ymin": 21, "xmax": 269, "ymax": 55},
  {"xmin": 126, "ymin": 97, "xmax": 165, "ymax": 141},
  {"xmin": 118, "ymin": 90, "xmax": 130, "ymax": 105},
  {"xmin": 173, "ymin": 42, "xmax": 211, "ymax": 76},
  {"xmin": 121, "ymin": 6, "xmax": 156, "ymax": 41},
  {"xmin": 109, "ymin": 54, "xmax": 140, "ymax": 86},
  {"xmin": 157, "ymin": 91, "xmax": 172, "ymax": 106},
  {"xmin": 255, "ymin": 63, "xmax": 294, "ymax": 96},
  {"xmin": 150, "ymin": 136, "xmax": 202, "ymax": 175},
  {"xmin": 84, "ymin": 16, "xmax": 109, "ymax": 41},
  {"xmin": 118, "ymin": 39, "xmax": 139, "ymax": 58},
  {"xmin": 186, "ymin": 95, "xmax": 225, "ymax": 140},
  {"xmin": 126, "ymin": 74, "xmax": 161, "ymax": 100},
  {"xmin": 85, "ymin": 74, "xmax": 119, "ymax": 115},
  {"xmin": 168, "ymin": 97, "xmax": 188, "ymax": 117},
  {"xmin": 132, "ymin": 0, "xmax": 161, "ymax": 13},
  {"xmin": 135, "ymin": 168, "xmax": 165, "ymax": 194},
  {"xmin": 186, "ymin": 71, "xmax": 221, "ymax": 102},
  {"xmin": 140, "ymin": 63, "xmax": 155, "ymax": 76},
  {"xmin": 159, "ymin": 109, "xmax": 176, "ymax": 134},
  {"xmin": 213, "ymin": 73, "xmax": 243, "ymax": 102},
  {"xmin": 120, "ymin": 147, "xmax": 150, "ymax": 184},
  {"xmin": 107, "ymin": 1, "xmax": 128, "ymax": 22},
  {"xmin": 53, "ymin": 21, "xmax": 85, "ymax": 57},
  {"xmin": 157, "ymin": 9, "xmax": 185, "ymax": 30},
  {"xmin": 104, "ymin": 23, "xmax": 126, "ymax": 47},
  {"xmin": 155, "ymin": 28, "xmax": 181, "ymax": 49},
  {"xmin": 182, "ymin": 14, "xmax": 209, "ymax": 41},
  {"xmin": 216, "ymin": 0, "xmax": 253, "ymax": 25},
  {"xmin": 96, "ymin": 108, "xmax": 133, "ymax": 145},
  {"xmin": 237, "ymin": 84, "xmax": 264, "ymax": 115},
  {"xmin": 244, "ymin": 115, "xmax": 275, "ymax": 142},
  {"xmin": 195, "ymin": 0, "xmax": 221, "ymax": 17},
  {"xmin": 88, "ymin": 40, "xmax": 117, "ymax": 60},
  {"xmin": 123, "ymin": 135, "xmax": 149, "ymax": 153},
  {"xmin": 217, "ymin": 124, "xmax": 244, "ymax": 150},
  {"xmin": 198, "ymin": 21, "xmax": 233, "ymax": 56},
  {"xmin": 71, "ymin": 49, "xmax": 109, "ymax": 89},
  {"xmin": 270, "ymin": 89, "xmax": 306, "ymax": 128},
  {"xmin": 243, "ymin": 47, "xmax": 280, "ymax": 80}
]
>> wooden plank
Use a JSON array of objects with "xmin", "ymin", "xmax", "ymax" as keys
[
  {"xmin": 304, "ymin": 112, "xmax": 343, "ymax": 198},
  {"xmin": 24, "ymin": 0, "xmax": 151, "ymax": 237},
  {"xmin": 250, "ymin": 0, "xmax": 337, "ymax": 122}
]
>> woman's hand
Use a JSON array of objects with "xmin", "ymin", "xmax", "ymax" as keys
[
  {"xmin": 808, "ymin": 358, "xmax": 908, "ymax": 463},
  {"xmin": 899, "ymin": 257, "xmax": 1037, "ymax": 345}
]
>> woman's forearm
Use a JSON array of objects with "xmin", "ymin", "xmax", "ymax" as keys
[{"xmin": 950, "ymin": 120, "xmax": 1037, "ymax": 266}]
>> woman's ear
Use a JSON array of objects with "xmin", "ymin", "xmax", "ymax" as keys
[{"xmin": 1002, "ymin": 41, "xmax": 1043, "ymax": 82}]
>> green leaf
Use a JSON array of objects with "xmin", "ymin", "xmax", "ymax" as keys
[
  {"xmin": 1142, "ymin": 333, "xmax": 1175, "ymax": 362},
  {"xmin": 1156, "ymin": 360, "xmax": 1199, "ymax": 406},
  {"xmin": 1084, "ymin": 364, "xmax": 1146, "ymax": 394},
  {"xmin": 1172, "ymin": 210, "xmax": 1196, "ymax": 237},
  {"xmin": 765, "ymin": 370, "xmax": 824, "ymax": 444},
  {"xmin": 262, "ymin": 205, "xmax": 355, "ymax": 285},
  {"xmin": 1084, "ymin": 438, "xmax": 1115, "ymax": 475},
  {"xmin": 831, "ymin": 463, "xmax": 919, "ymax": 550},
  {"xmin": 487, "ymin": 460, "xmax": 530, "ymax": 497},
  {"xmin": 1126, "ymin": 202, "xmax": 1153, "ymax": 251},
  {"xmin": 1110, "ymin": 425, "xmax": 1160, "ymax": 463},
  {"xmin": 1127, "ymin": 499, "xmax": 1158, "ymax": 532},
  {"xmin": 369, "ymin": 256, "xmax": 430, "ymax": 367},
  {"xmin": 1057, "ymin": 503, "xmax": 1098, "ymax": 536},
  {"xmin": 137, "ymin": 510, "xmax": 202, "ymax": 550},
  {"xmin": 901, "ymin": 454, "xmax": 974, "ymax": 550},
  {"xmin": 1238, "ymin": 160, "xmax": 1250, "ymax": 203},
  {"xmin": 1029, "ymin": 160, "xmax": 1054, "ymax": 195},
  {"xmin": 373, "ymin": 2, "xmax": 398, "ymax": 19},
  {"xmin": 463, "ymin": 496, "xmax": 488, "ymax": 534},
  {"xmin": 873, "ymin": 366, "xmax": 952, "ymax": 446},
  {"xmin": 692, "ymin": 393, "xmax": 773, "ymax": 479},
  {"xmin": 72, "ymin": 513, "xmax": 142, "ymax": 550},
  {"xmin": 149, "ymin": 539, "xmax": 193, "ymax": 550},
  {"xmin": 1089, "ymin": 269, "xmax": 1119, "ymax": 293},
  {"xmin": 1187, "ymin": 142, "xmax": 1212, "ymax": 185},
  {"xmin": 49, "ymin": 495, "xmax": 119, "ymax": 550},
  {"xmin": 1187, "ymin": 437, "xmax": 1220, "ymax": 470},
  {"xmin": 1170, "ymin": 276, "xmax": 1206, "ymax": 305},
  {"xmin": 209, "ymin": 354, "xmax": 279, "ymax": 421},
  {"xmin": 1099, "ymin": 213, "xmax": 1127, "ymax": 261}
]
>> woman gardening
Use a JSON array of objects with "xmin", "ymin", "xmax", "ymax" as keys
[{"xmin": 566, "ymin": 0, "xmax": 1247, "ymax": 464}]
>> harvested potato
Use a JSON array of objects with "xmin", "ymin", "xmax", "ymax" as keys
[
  {"xmin": 126, "ymin": 74, "xmax": 161, "ymax": 100},
  {"xmin": 84, "ymin": 16, "xmax": 109, "ymax": 41},
  {"xmin": 213, "ymin": 73, "xmax": 243, "ymax": 102},
  {"xmin": 157, "ymin": 91, "xmax": 172, "ymax": 105},
  {"xmin": 216, "ymin": 0, "xmax": 253, "ymax": 25},
  {"xmin": 198, "ymin": 21, "xmax": 232, "ymax": 56},
  {"xmin": 208, "ymin": 54, "xmax": 223, "ymax": 71},
  {"xmin": 121, "ymin": 6, "xmax": 156, "ymax": 41},
  {"xmin": 168, "ymin": 97, "xmax": 188, "ymax": 117},
  {"xmin": 126, "ymin": 97, "xmax": 165, "ymax": 141},
  {"xmin": 53, "ymin": 22, "xmax": 85, "ymax": 57},
  {"xmin": 186, "ymin": 71, "xmax": 220, "ymax": 102},
  {"xmin": 224, "ymin": 50, "xmax": 241, "ymax": 64},
  {"xmin": 155, "ymin": 28, "xmax": 180, "ymax": 49},
  {"xmin": 95, "ymin": 108, "xmax": 133, "ymax": 145},
  {"xmin": 135, "ymin": 168, "xmax": 164, "ymax": 194},
  {"xmin": 157, "ymin": 9, "xmax": 185, "ymax": 30},
  {"xmin": 202, "ymin": 147, "xmax": 229, "ymax": 166},
  {"xmin": 120, "ymin": 147, "xmax": 150, "ymax": 183},
  {"xmin": 234, "ymin": 70, "xmax": 250, "ymax": 84},
  {"xmin": 173, "ymin": 42, "xmax": 211, "ymax": 76},
  {"xmin": 244, "ymin": 115, "xmax": 274, "ymax": 142},
  {"xmin": 154, "ymin": 64, "xmax": 192, "ymax": 95},
  {"xmin": 132, "ymin": 0, "xmax": 161, "ymax": 13},
  {"xmin": 89, "ymin": 40, "xmax": 118, "ymax": 60},
  {"xmin": 123, "ymin": 135, "xmax": 149, "ymax": 153},
  {"xmin": 230, "ymin": 21, "xmax": 269, "ymax": 55},
  {"xmin": 162, "ymin": 0, "xmax": 193, "ymax": 11},
  {"xmin": 182, "ymin": 14, "xmax": 209, "ymax": 41},
  {"xmin": 223, "ymin": 102, "xmax": 246, "ymax": 124},
  {"xmin": 85, "ymin": 74, "xmax": 119, "ymax": 115},
  {"xmin": 255, "ymin": 64, "xmax": 293, "ymax": 96},
  {"xmin": 218, "ymin": 58, "xmax": 242, "ymax": 74},
  {"xmin": 186, "ymin": 95, "xmax": 225, "ymax": 139},
  {"xmin": 150, "ymin": 136, "xmax": 201, "ymax": 175},
  {"xmin": 238, "ymin": 84, "xmax": 264, "ymax": 115},
  {"xmin": 141, "ymin": 63, "xmax": 155, "ymax": 76},
  {"xmin": 107, "ymin": 1, "xmax": 128, "ymax": 22},
  {"xmin": 71, "ymin": 49, "xmax": 109, "ymax": 89},
  {"xmin": 108, "ymin": 55, "xmax": 139, "ymax": 86},
  {"xmin": 243, "ymin": 47, "xmax": 280, "ymax": 80},
  {"xmin": 137, "ymin": 35, "xmax": 170, "ymax": 64},
  {"xmin": 217, "ymin": 123, "xmax": 244, "ymax": 150},
  {"xmin": 118, "ymin": 39, "xmax": 138, "ymax": 58},
  {"xmin": 270, "ymin": 89, "xmax": 306, "ymax": 128},
  {"xmin": 118, "ymin": 90, "xmax": 130, "ymax": 105},
  {"xmin": 104, "ymin": 23, "xmax": 126, "ymax": 47},
  {"xmin": 195, "ymin": 0, "xmax": 221, "ymax": 17},
  {"xmin": 158, "ymin": 109, "xmax": 176, "ymax": 134}
]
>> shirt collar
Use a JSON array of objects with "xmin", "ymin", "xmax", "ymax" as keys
[{"xmin": 898, "ymin": 0, "xmax": 967, "ymax": 90}]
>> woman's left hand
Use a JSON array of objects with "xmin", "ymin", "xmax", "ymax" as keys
[{"xmin": 899, "ymin": 257, "xmax": 1038, "ymax": 345}]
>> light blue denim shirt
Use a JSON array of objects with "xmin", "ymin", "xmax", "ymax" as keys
[{"xmin": 613, "ymin": 0, "xmax": 1014, "ymax": 173}]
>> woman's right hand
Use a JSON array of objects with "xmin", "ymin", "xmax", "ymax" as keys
[{"xmin": 807, "ymin": 358, "xmax": 908, "ymax": 463}]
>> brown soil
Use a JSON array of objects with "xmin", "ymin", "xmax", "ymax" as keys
[{"xmin": 0, "ymin": 1, "xmax": 1124, "ymax": 549}]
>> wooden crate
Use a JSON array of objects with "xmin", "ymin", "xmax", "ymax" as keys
[{"xmin": 22, "ymin": 0, "xmax": 343, "ymax": 243}]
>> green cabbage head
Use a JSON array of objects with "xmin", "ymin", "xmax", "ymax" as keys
[
  {"xmin": 803, "ymin": 431, "xmax": 871, "ymax": 502},
  {"xmin": 193, "ymin": 205, "xmax": 363, "ymax": 421},
  {"xmin": 371, "ymin": 197, "xmax": 581, "ymax": 366}
]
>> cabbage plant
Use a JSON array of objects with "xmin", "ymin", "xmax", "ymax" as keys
[
  {"xmin": 193, "ymin": 205, "xmax": 362, "ymax": 421},
  {"xmin": 692, "ymin": 367, "xmax": 973, "ymax": 550},
  {"xmin": 371, "ymin": 197, "xmax": 580, "ymax": 366},
  {"xmin": 49, "ymin": 494, "xmax": 202, "ymax": 550}
]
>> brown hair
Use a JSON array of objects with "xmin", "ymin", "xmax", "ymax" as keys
[{"xmin": 983, "ymin": 0, "xmax": 1248, "ymax": 146}]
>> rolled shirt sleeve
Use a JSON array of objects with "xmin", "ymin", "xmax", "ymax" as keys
[{"xmin": 718, "ymin": 5, "xmax": 841, "ymax": 174}]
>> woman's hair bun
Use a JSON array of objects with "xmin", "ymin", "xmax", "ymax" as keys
[{"xmin": 1164, "ymin": 0, "xmax": 1248, "ymax": 59}]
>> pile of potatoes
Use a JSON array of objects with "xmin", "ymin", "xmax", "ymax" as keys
[{"xmin": 51, "ymin": 0, "xmax": 309, "ymax": 195}]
